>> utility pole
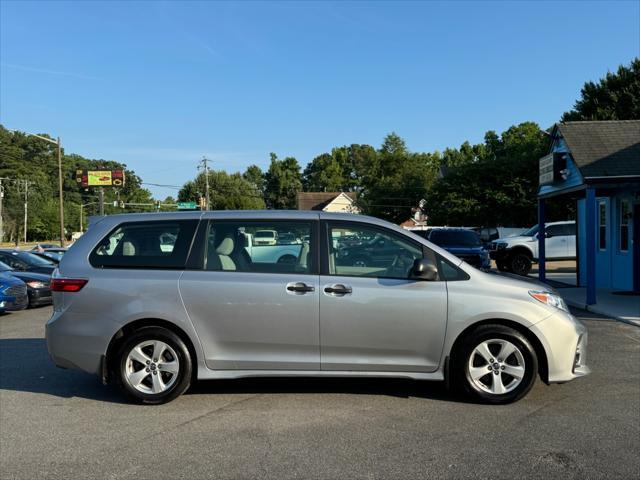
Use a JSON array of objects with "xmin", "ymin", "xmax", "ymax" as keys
[
  {"xmin": 57, "ymin": 137, "xmax": 65, "ymax": 247},
  {"xmin": 23, "ymin": 180, "xmax": 30, "ymax": 244},
  {"xmin": 198, "ymin": 156, "xmax": 211, "ymax": 210},
  {"xmin": 98, "ymin": 187, "xmax": 105, "ymax": 216}
]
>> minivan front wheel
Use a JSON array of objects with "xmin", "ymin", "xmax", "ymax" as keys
[
  {"xmin": 116, "ymin": 327, "xmax": 192, "ymax": 404},
  {"xmin": 455, "ymin": 324, "xmax": 537, "ymax": 404}
]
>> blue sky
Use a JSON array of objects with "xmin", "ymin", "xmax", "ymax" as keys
[{"xmin": 1, "ymin": 1, "xmax": 638, "ymax": 199}]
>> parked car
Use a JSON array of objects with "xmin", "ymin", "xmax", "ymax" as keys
[
  {"xmin": 0, "ymin": 261, "xmax": 52, "ymax": 307},
  {"xmin": 0, "ymin": 250, "xmax": 56, "ymax": 275},
  {"xmin": 46, "ymin": 211, "xmax": 589, "ymax": 405},
  {"xmin": 427, "ymin": 228, "xmax": 491, "ymax": 271},
  {"xmin": 0, "ymin": 271, "xmax": 28, "ymax": 312},
  {"xmin": 253, "ymin": 230, "xmax": 278, "ymax": 246},
  {"xmin": 32, "ymin": 247, "xmax": 67, "ymax": 264},
  {"xmin": 31, "ymin": 243, "xmax": 60, "ymax": 251},
  {"xmin": 489, "ymin": 221, "xmax": 576, "ymax": 276}
]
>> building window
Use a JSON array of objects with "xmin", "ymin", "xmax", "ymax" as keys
[
  {"xmin": 598, "ymin": 201, "xmax": 607, "ymax": 250},
  {"xmin": 620, "ymin": 200, "xmax": 631, "ymax": 252}
]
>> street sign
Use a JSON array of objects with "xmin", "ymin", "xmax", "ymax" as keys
[{"xmin": 176, "ymin": 202, "xmax": 198, "ymax": 210}]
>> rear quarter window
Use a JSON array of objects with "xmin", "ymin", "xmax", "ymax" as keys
[{"xmin": 89, "ymin": 220, "xmax": 198, "ymax": 269}]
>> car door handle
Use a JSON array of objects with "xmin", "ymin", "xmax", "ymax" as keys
[
  {"xmin": 324, "ymin": 284, "xmax": 352, "ymax": 295},
  {"xmin": 286, "ymin": 282, "xmax": 315, "ymax": 294}
]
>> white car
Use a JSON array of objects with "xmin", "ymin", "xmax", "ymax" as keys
[
  {"xmin": 490, "ymin": 221, "xmax": 576, "ymax": 276},
  {"xmin": 253, "ymin": 230, "xmax": 278, "ymax": 246}
]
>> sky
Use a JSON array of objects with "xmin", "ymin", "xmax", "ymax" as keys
[{"xmin": 1, "ymin": 1, "xmax": 639, "ymax": 199}]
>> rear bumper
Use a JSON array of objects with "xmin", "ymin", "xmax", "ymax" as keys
[
  {"xmin": 529, "ymin": 310, "xmax": 590, "ymax": 383},
  {"xmin": 45, "ymin": 309, "xmax": 110, "ymax": 375}
]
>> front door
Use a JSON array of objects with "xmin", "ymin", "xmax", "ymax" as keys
[
  {"xmin": 319, "ymin": 221, "xmax": 448, "ymax": 372},
  {"xmin": 545, "ymin": 224, "xmax": 568, "ymax": 259},
  {"xmin": 180, "ymin": 219, "xmax": 320, "ymax": 370}
]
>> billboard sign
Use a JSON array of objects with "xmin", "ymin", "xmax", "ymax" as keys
[{"xmin": 76, "ymin": 169, "xmax": 125, "ymax": 187}]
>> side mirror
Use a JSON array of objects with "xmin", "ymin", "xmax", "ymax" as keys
[
  {"xmin": 544, "ymin": 231, "xmax": 553, "ymax": 238},
  {"xmin": 411, "ymin": 258, "xmax": 438, "ymax": 281}
]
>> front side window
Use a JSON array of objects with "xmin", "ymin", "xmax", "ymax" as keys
[
  {"xmin": 90, "ymin": 220, "xmax": 198, "ymax": 268},
  {"xmin": 328, "ymin": 223, "xmax": 422, "ymax": 279},
  {"xmin": 546, "ymin": 224, "xmax": 565, "ymax": 237},
  {"xmin": 620, "ymin": 200, "xmax": 631, "ymax": 252},
  {"xmin": 599, "ymin": 201, "xmax": 607, "ymax": 250},
  {"xmin": 204, "ymin": 221, "xmax": 314, "ymax": 274}
]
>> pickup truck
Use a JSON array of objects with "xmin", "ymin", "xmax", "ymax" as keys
[
  {"xmin": 241, "ymin": 233, "xmax": 303, "ymax": 264},
  {"xmin": 489, "ymin": 220, "xmax": 576, "ymax": 276}
]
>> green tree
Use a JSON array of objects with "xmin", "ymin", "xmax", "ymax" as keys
[
  {"xmin": 358, "ymin": 133, "xmax": 440, "ymax": 223},
  {"xmin": 264, "ymin": 153, "xmax": 302, "ymax": 209},
  {"xmin": 178, "ymin": 170, "xmax": 265, "ymax": 209},
  {"xmin": 242, "ymin": 165, "xmax": 265, "ymax": 193},
  {"xmin": 426, "ymin": 122, "xmax": 549, "ymax": 226},
  {"xmin": 562, "ymin": 58, "xmax": 640, "ymax": 121},
  {"xmin": 302, "ymin": 153, "xmax": 344, "ymax": 191}
]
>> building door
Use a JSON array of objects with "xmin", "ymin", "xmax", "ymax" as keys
[{"xmin": 633, "ymin": 204, "xmax": 640, "ymax": 292}]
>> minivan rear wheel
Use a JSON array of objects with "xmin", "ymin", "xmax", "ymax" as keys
[
  {"xmin": 454, "ymin": 324, "xmax": 537, "ymax": 404},
  {"xmin": 116, "ymin": 327, "xmax": 192, "ymax": 404}
]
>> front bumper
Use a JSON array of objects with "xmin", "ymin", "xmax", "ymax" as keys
[
  {"xmin": 489, "ymin": 248, "xmax": 510, "ymax": 261},
  {"xmin": 28, "ymin": 288, "xmax": 53, "ymax": 307},
  {"xmin": 529, "ymin": 310, "xmax": 590, "ymax": 383},
  {"xmin": 2, "ymin": 294, "xmax": 29, "ymax": 311}
]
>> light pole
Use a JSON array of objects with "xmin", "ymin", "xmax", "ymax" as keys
[
  {"xmin": 79, "ymin": 201, "xmax": 98, "ymax": 233},
  {"xmin": 10, "ymin": 131, "xmax": 65, "ymax": 247}
]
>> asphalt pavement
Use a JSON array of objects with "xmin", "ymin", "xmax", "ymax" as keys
[{"xmin": 1, "ymin": 306, "xmax": 638, "ymax": 480}]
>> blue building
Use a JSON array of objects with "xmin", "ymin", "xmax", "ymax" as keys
[{"xmin": 537, "ymin": 120, "xmax": 640, "ymax": 304}]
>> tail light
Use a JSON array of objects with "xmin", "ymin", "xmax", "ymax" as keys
[{"xmin": 50, "ymin": 278, "xmax": 88, "ymax": 292}]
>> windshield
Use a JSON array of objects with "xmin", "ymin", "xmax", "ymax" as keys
[
  {"xmin": 429, "ymin": 230, "xmax": 481, "ymax": 247},
  {"xmin": 255, "ymin": 231, "xmax": 275, "ymax": 238},
  {"xmin": 521, "ymin": 225, "xmax": 539, "ymax": 237},
  {"xmin": 17, "ymin": 252, "xmax": 55, "ymax": 266},
  {"xmin": 0, "ymin": 261, "xmax": 13, "ymax": 272}
]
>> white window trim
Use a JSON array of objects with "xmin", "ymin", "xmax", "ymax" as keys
[{"xmin": 598, "ymin": 200, "xmax": 607, "ymax": 251}]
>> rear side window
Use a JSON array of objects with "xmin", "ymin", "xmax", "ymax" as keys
[{"xmin": 90, "ymin": 220, "xmax": 198, "ymax": 269}]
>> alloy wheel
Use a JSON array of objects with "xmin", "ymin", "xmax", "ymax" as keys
[
  {"xmin": 467, "ymin": 339, "xmax": 526, "ymax": 395},
  {"xmin": 124, "ymin": 340, "xmax": 180, "ymax": 394}
]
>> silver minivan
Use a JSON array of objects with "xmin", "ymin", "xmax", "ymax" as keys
[{"xmin": 46, "ymin": 211, "xmax": 590, "ymax": 404}]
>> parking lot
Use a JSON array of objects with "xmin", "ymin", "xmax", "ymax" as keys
[{"xmin": 1, "ymin": 306, "xmax": 638, "ymax": 480}]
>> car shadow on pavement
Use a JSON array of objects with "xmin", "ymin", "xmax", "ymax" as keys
[
  {"xmin": 187, "ymin": 377, "xmax": 473, "ymax": 403},
  {"xmin": 0, "ymin": 338, "xmax": 472, "ymax": 404},
  {"xmin": 0, "ymin": 338, "xmax": 127, "ymax": 404}
]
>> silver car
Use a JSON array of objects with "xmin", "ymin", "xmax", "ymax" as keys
[{"xmin": 46, "ymin": 211, "xmax": 590, "ymax": 404}]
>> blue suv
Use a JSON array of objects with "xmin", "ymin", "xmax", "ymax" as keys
[{"xmin": 427, "ymin": 228, "xmax": 491, "ymax": 271}]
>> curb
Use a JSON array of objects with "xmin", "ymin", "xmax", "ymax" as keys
[{"xmin": 565, "ymin": 298, "xmax": 640, "ymax": 328}]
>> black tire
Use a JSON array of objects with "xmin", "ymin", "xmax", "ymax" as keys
[
  {"xmin": 510, "ymin": 252, "xmax": 532, "ymax": 276},
  {"xmin": 277, "ymin": 254, "xmax": 297, "ymax": 264},
  {"xmin": 115, "ymin": 327, "xmax": 192, "ymax": 405},
  {"xmin": 453, "ymin": 324, "xmax": 538, "ymax": 404},
  {"xmin": 495, "ymin": 260, "xmax": 510, "ymax": 272}
]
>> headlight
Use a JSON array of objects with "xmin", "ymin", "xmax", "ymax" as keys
[
  {"xmin": 529, "ymin": 290, "xmax": 569, "ymax": 312},
  {"xmin": 497, "ymin": 243, "xmax": 507, "ymax": 250},
  {"xmin": 26, "ymin": 281, "xmax": 47, "ymax": 289}
]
